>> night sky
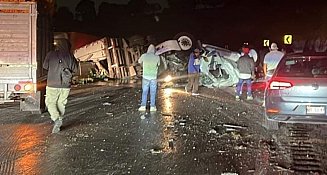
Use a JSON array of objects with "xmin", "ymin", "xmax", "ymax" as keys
[
  {"xmin": 54, "ymin": 0, "xmax": 327, "ymax": 50},
  {"xmin": 56, "ymin": 0, "xmax": 168, "ymax": 13}
]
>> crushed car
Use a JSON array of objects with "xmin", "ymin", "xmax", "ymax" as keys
[{"xmin": 157, "ymin": 41, "xmax": 259, "ymax": 88}]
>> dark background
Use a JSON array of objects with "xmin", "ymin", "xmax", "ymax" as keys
[{"xmin": 54, "ymin": 0, "xmax": 327, "ymax": 50}]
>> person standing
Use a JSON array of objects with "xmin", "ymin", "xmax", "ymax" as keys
[
  {"xmin": 263, "ymin": 43, "xmax": 284, "ymax": 79},
  {"xmin": 262, "ymin": 43, "xmax": 284, "ymax": 106},
  {"xmin": 185, "ymin": 48, "xmax": 202, "ymax": 96},
  {"xmin": 138, "ymin": 44, "xmax": 161, "ymax": 112},
  {"xmin": 236, "ymin": 45, "xmax": 255, "ymax": 101},
  {"xmin": 43, "ymin": 38, "xmax": 78, "ymax": 133}
]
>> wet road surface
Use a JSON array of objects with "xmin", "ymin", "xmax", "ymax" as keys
[{"xmin": 0, "ymin": 82, "xmax": 327, "ymax": 174}]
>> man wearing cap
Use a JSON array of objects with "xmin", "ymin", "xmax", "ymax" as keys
[
  {"xmin": 236, "ymin": 45, "xmax": 255, "ymax": 101},
  {"xmin": 185, "ymin": 48, "xmax": 201, "ymax": 95},
  {"xmin": 263, "ymin": 43, "xmax": 284, "ymax": 79}
]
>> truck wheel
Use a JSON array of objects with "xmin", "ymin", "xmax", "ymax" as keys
[
  {"xmin": 173, "ymin": 32, "xmax": 198, "ymax": 62},
  {"xmin": 173, "ymin": 32, "xmax": 196, "ymax": 51}
]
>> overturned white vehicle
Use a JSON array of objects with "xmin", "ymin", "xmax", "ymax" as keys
[{"xmin": 157, "ymin": 41, "xmax": 257, "ymax": 88}]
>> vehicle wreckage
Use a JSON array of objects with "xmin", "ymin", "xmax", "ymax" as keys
[
  {"xmin": 156, "ymin": 39, "xmax": 258, "ymax": 88},
  {"xmin": 73, "ymin": 33, "xmax": 258, "ymax": 88}
]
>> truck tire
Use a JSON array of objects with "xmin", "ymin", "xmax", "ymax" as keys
[
  {"xmin": 173, "ymin": 32, "xmax": 198, "ymax": 62},
  {"xmin": 173, "ymin": 32, "xmax": 196, "ymax": 51}
]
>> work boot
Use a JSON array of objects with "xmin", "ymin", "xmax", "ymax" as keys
[
  {"xmin": 138, "ymin": 106, "xmax": 146, "ymax": 112},
  {"xmin": 150, "ymin": 106, "xmax": 157, "ymax": 112},
  {"xmin": 52, "ymin": 119, "xmax": 62, "ymax": 134}
]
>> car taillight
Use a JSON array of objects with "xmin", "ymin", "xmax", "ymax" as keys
[
  {"xmin": 18, "ymin": 81, "xmax": 34, "ymax": 92},
  {"xmin": 266, "ymin": 108, "xmax": 279, "ymax": 113},
  {"xmin": 14, "ymin": 84, "xmax": 21, "ymax": 91},
  {"xmin": 269, "ymin": 81, "xmax": 293, "ymax": 90}
]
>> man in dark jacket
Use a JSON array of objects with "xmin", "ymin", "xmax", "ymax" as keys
[
  {"xmin": 236, "ymin": 44, "xmax": 255, "ymax": 101},
  {"xmin": 43, "ymin": 38, "xmax": 78, "ymax": 133}
]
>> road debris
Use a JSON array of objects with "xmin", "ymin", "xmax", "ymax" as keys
[{"xmin": 103, "ymin": 102, "xmax": 112, "ymax": 106}]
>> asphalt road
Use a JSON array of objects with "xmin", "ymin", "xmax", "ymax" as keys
[{"xmin": 0, "ymin": 82, "xmax": 326, "ymax": 175}]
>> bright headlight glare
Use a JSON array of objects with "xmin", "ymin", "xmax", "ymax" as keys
[
  {"xmin": 164, "ymin": 75, "xmax": 172, "ymax": 82},
  {"xmin": 24, "ymin": 84, "xmax": 33, "ymax": 91}
]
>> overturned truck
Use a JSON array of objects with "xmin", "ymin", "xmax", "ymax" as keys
[
  {"xmin": 73, "ymin": 33, "xmax": 258, "ymax": 87},
  {"xmin": 73, "ymin": 37, "xmax": 142, "ymax": 79},
  {"xmin": 73, "ymin": 33, "xmax": 197, "ymax": 81}
]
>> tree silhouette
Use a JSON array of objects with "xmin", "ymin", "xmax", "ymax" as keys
[
  {"xmin": 54, "ymin": 7, "xmax": 74, "ymax": 24},
  {"xmin": 168, "ymin": 0, "xmax": 196, "ymax": 12},
  {"xmin": 75, "ymin": 0, "xmax": 96, "ymax": 22},
  {"xmin": 98, "ymin": 2, "xmax": 128, "ymax": 19},
  {"xmin": 128, "ymin": 0, "xmax": 148, "ymax": 15}
]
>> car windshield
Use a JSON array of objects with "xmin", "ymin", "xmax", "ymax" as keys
[{"xmin": 276, "ymin": 56, "xmax": 327, "ymax": 78}]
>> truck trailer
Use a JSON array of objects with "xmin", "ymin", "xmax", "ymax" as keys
[{"xmin": 0, "ymin": 0, "xmax": 53, "ymax": 113}]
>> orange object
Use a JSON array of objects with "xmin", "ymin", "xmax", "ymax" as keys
[{"xmin": 266, "ymin": 108, "xmax": 279, "ymax": 113}]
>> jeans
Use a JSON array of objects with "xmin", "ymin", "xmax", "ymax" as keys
[
  {"xmin": 236, "ymin": 79, "xmax": 252, "ymax": 96},
  {"xmin": 186, "ymin": 73, "xmax": 200, "ymax": 93},
  {"xmin": 141, "ymin": 79, "xmax": 157, "ymax": 107},
  {"xmin": 45, "ymin": 86, "xmax": 70, "ymax": 121}
]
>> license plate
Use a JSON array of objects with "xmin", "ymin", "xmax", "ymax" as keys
[{"xmin": 306, "ymin": 106, "xmax": 325, "ymax": 114}]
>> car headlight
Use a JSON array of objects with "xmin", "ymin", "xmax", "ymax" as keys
[{"xmin": 164, "ymin": 75, "xmax": 172, "ymax": 82}]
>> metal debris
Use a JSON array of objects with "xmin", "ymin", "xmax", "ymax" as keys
[
  {"xmin": 150, "ymin": 149, "xmax": 163, "ymax": 154},
  {"xmin": 234, "ymin": 145, "xmax": 247, "ymax": 150},
  {"xmin": 209, "ymin": 129, "xmax": 217, "ymax": 134},
  {"xmin": 103, "ymin": 102, "xmax": 112, "ymax": 106},
  {"xmin": 76, "ymin": 133, "xmax": 89, "ymax": 138},
  {"xmin": 168, "ymin": 139, "xmax": 174, "ymax": 149},
  {"xmin": 223, "ymin": 124, "xmax": 247, "ymax": 130},
  {"xmin": 226, "ymin": 128, "xmax": 237, "ymax": 132},
  {"xmin": 165, "ymin": 124, "xmax": 175, "ymax": 128}
]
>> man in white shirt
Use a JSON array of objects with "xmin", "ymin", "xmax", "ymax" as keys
[
  {"xmin": 263, "ymin": 43, "xmax": 284, "ymax": 79},
  {"xmin": 262, "ymin": 43, "xmax": 285, "ymax": 106}
]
